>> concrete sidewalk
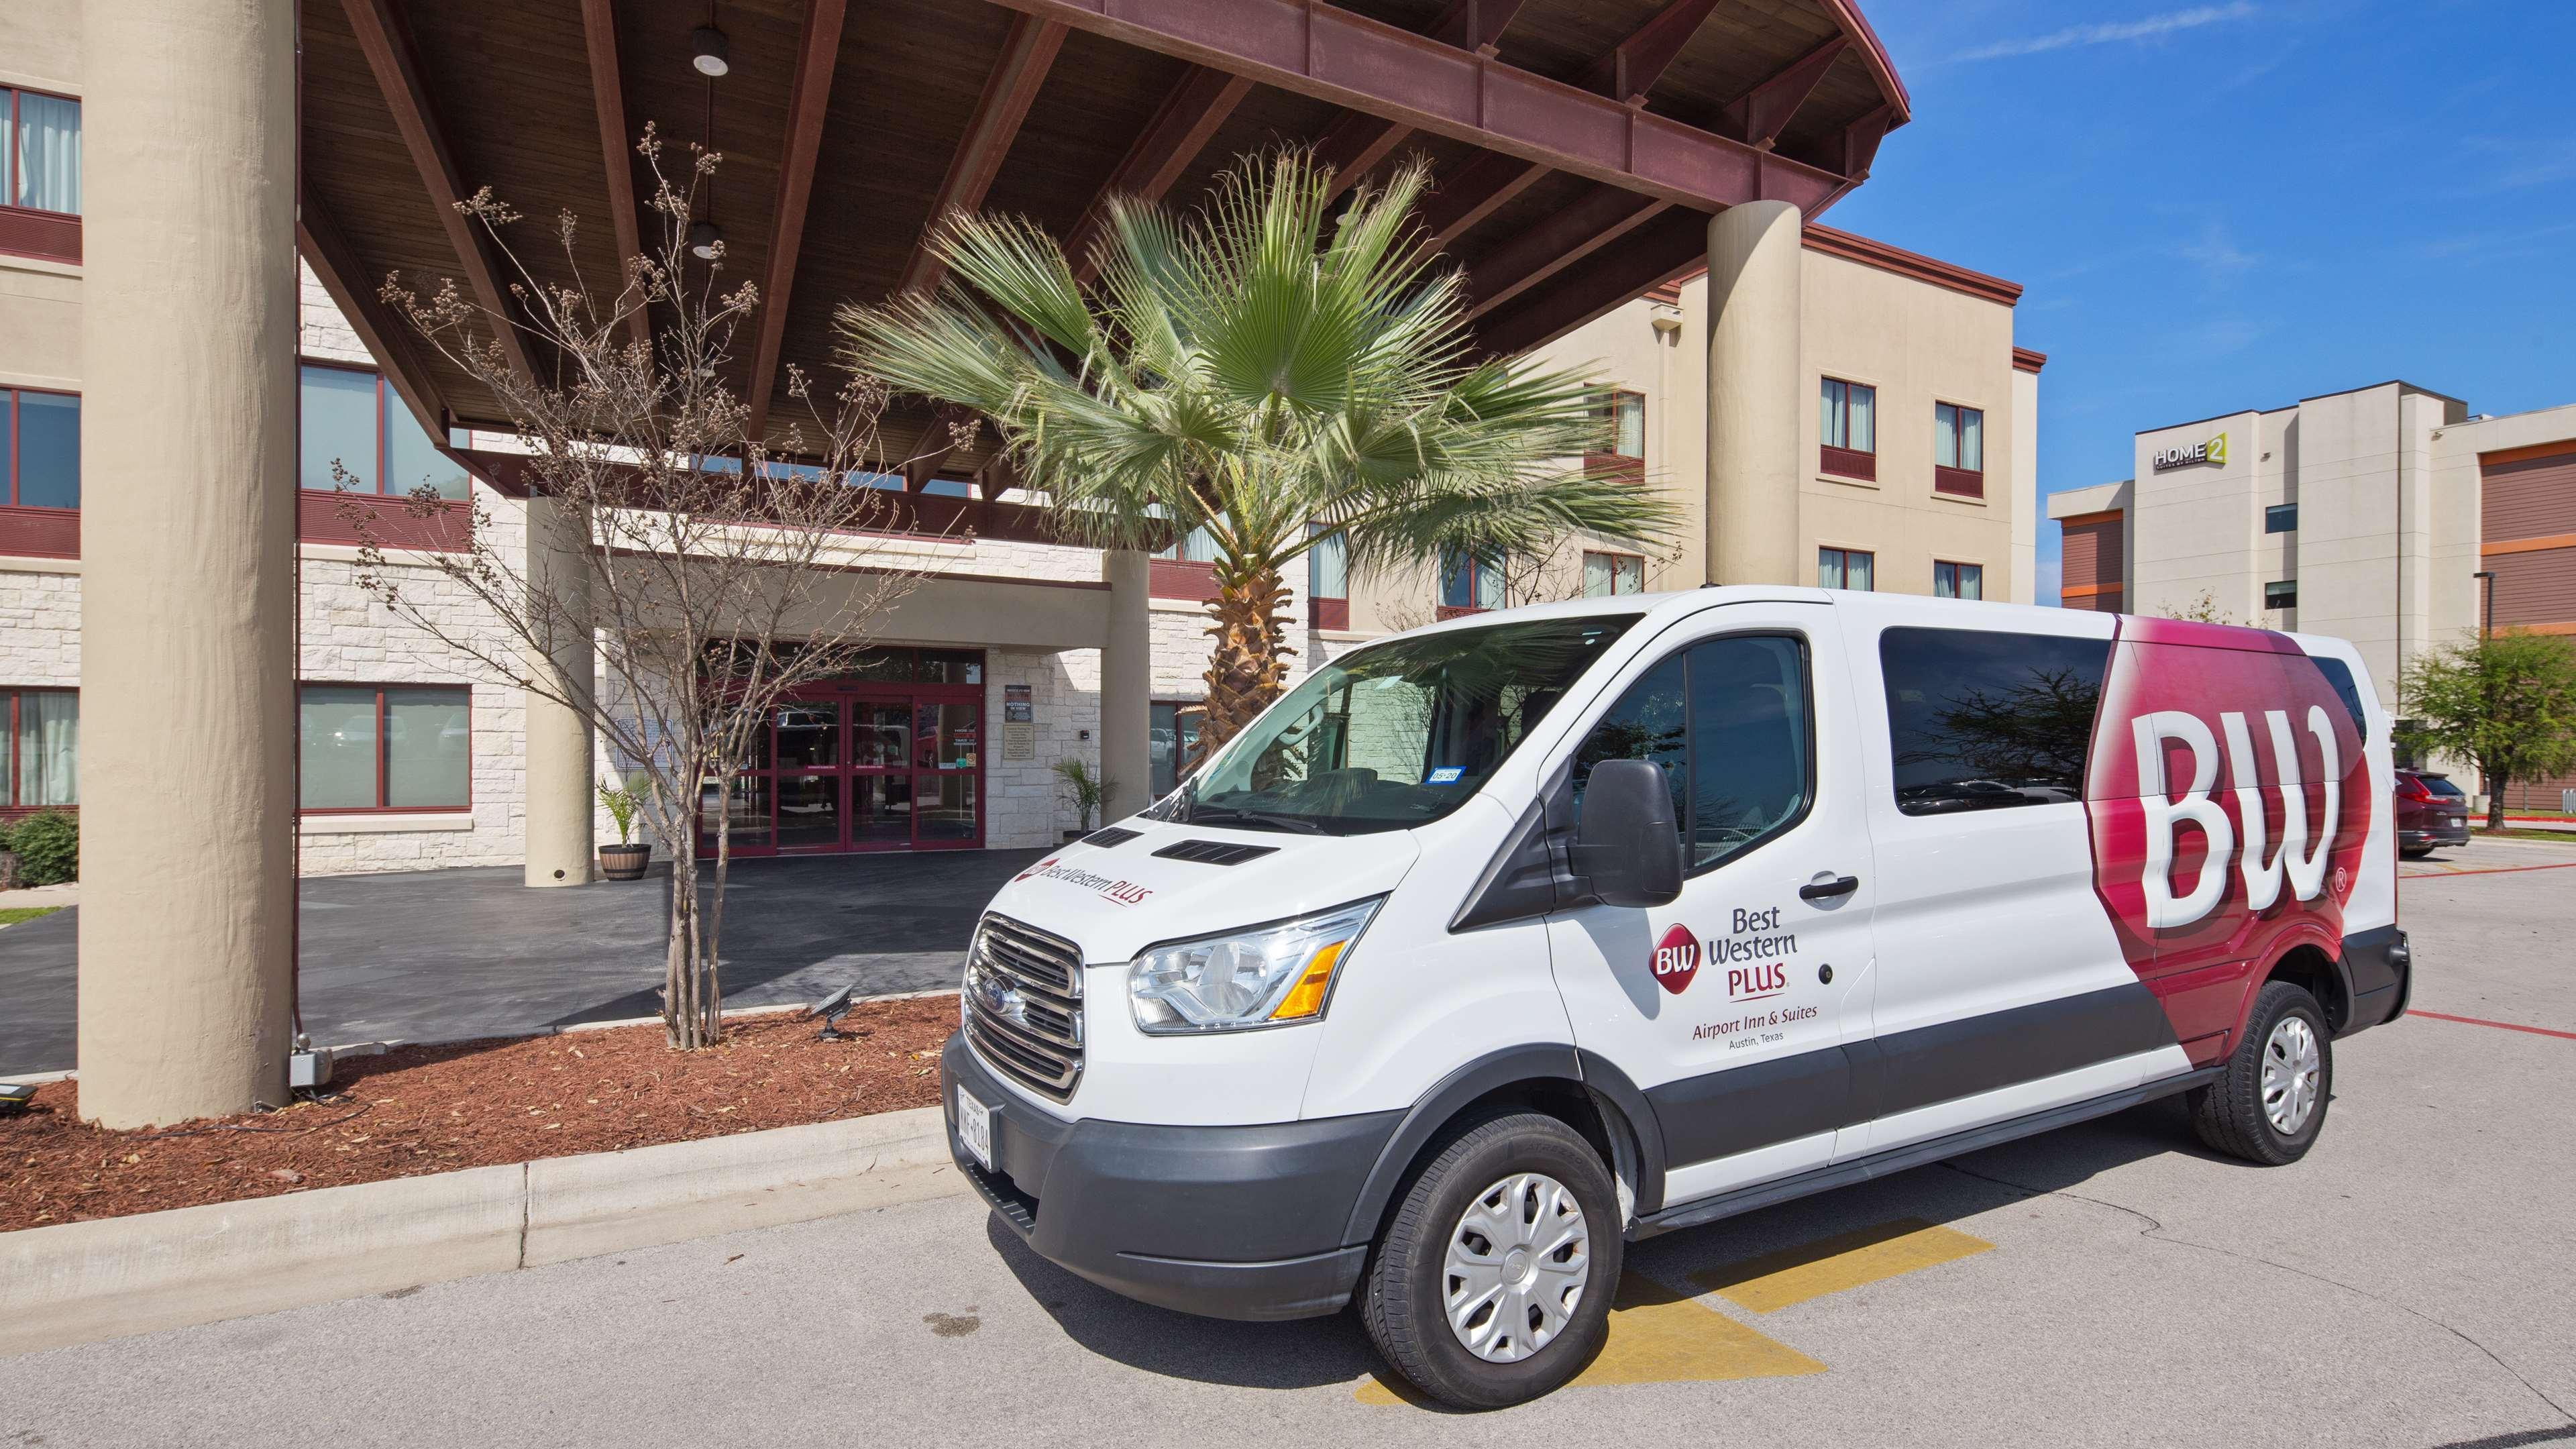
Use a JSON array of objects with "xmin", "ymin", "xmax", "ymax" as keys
[{"xmin": 0, "ymin": 849, "xmax": 1042, "ymax": 1075}]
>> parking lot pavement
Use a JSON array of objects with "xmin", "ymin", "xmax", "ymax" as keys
[{"xmin": 5, "ymin": 854, "xmax": 2571, "ymax": 1449}]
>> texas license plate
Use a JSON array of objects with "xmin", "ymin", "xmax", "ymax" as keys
[{"xmin": 956, "ymin": 1085, "xmax": 993, "ymax": 1170}]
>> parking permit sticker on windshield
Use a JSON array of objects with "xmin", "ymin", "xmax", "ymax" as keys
[{"xmin": 1426, "ymin": 767, "xmax": 1465, "ymax": 785}]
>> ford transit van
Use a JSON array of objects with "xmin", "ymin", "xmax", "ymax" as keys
[{"xmin": 941, "ymin": 588, "xmax": 2407, "ymax": 1407}]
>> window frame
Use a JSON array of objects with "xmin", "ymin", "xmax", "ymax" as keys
[
  {"xmin": 1589, "ymin": 390, "xmax": 1647, "ymax": 479},
  {"xmin": 1564, "ymin": 628, "xmax": 1819, "ymax": 880},
  {"xmin": 297, "ymin": 682, "xmax": 474, "ymax": 814},
  {"xmin": 1933, "ymin": 559, "xmax": 1985, "ymax": 600},
  {"xmin": 3, "ymin": 86, "xmax": 83, "ymax": 219},
  {"xmin": 1438, "ymin": 546, "xmax": 1505, "ymax": 616},
  {"xmin": 3, "ymin": 686, "xmax": 78, "ymax": 811},
  {"xmin": 0, "ymin": 86, "xmax": 84, "ymax": 265},
  {"xmin": 1819, "ymin": 376, "xmax": 1878, "ymax": 482},
  {"xmin": 1933, "ymin": 401, "xmax": 1986, "ymax": 499},
  {"xmin": 1817, "ymin": 545, "xmax": 1875, "ymax": 592},
  {"xmin": 2264, "ymin": 502, "xmax": 2298, "ymax": 534},
  {"xmin": 2263, "ymin": 580, "xmax": 2297, "ymax": 610},
  {"xmin": 1582, "ymin": 549, "xmax": 1646, "ymax": 597},
  {"xmin": 2, "ymin": 386, "xmax": 80, "ymax": 510}
]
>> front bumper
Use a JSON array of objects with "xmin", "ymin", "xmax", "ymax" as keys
[{"xmin": 940, "ymin": 1032, "xmax": 1401, "ymax": 1322}]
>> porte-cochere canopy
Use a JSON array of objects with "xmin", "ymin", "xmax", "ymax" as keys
[{"xmin": 300, "ymin": 0, "xmax": 1910, "ymax": 492}]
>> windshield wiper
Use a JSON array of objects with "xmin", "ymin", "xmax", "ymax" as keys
[{"xmin": 1186, "ymin": 806, "xmax": 1328, "ymax": 835}]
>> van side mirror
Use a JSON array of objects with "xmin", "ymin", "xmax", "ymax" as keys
[{"xmin": 1568, "ymin": 759, "xmax": 1683, "ymax": 908}]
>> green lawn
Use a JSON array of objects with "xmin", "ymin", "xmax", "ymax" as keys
[{"xmin": 0, "ymin": 905, "xmax": 62, "ymax": 926}]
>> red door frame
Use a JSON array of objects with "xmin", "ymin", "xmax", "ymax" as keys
[{"xmin": 713, "ymin": 670, "xmax": 986, "ymax": 857}]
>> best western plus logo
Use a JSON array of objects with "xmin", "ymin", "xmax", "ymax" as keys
[
  {"xmin": 1651, "ymin": 924, "xmax": 1700, "ymax": 996},
  {"xmin": 2151, "ymin": 430, "xmax": 2229, "ymax": 472}
]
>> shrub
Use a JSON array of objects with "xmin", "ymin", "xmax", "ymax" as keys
[{"xmin": 9, "ymin": 810, "xmax": 77, "ymax": 886}]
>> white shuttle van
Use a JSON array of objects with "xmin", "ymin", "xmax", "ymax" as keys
[{"xmin": 942, "ymin": 587, "xmax": 2408, "ymax": 1407}]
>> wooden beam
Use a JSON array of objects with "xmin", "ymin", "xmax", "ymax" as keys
[
  {"xmin": 1309, "ymin": 0, "xmax": 1534, "ymax": 203},
  {"xmin": 1575, "ymin": 0, "xmax": 1724, "ymax": 105},
  {"xmin": 1064, "ymin": 64, "xmax": 1251, "ymax": 279},
  {"xmin": 1472, "ymin": 207, "xmax": 1708, "ymax": 356},
  {"xmin": 1432, "ymin": 0, "xmax": 1533, "ymax": 54},
  {"xmin": 745, "ymin": 0, "xmax": 849, "ymax": 443},
  {"xmin": 339, "ymin": 0, "xmax": 540, "ymax": 386},
  {"xmin": 1420, "ymin": 150, "xmax": 1549, "ymax": 249},
  {"xmin": 1720, "ymin": 36, "xmax": 1847, "ymax": 151},
  {"xmin": 577, "ymin": 0, "xmax": 647, "ymax": 348},
  {"xmin": 1842, "ymin": 103, "xmax": 1892, "ymax": 181},
  {"xmin": 980, "ymin": 0, "xmax": 1845, "ymax": 217},
  {"xmin": 299, "ymin": 184, "xmax": 453, "ymax": 441},
  {"xmin": 899, "ymin": 13, "xmax": 1067, "ymax": 296},
  {"xmin": 904, "ymin": 404, "xmax": 982, "ymax": 493},
  {"xmin": 1464, "ymin": 184, "xmax": 1669, "ymax": 319}
]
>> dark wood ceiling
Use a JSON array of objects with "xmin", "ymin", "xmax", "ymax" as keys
[{"xmin": 301, "ymin": 0, "xmax": 1910, "ymax": 481}]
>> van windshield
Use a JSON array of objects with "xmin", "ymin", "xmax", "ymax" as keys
[{"xmin": 1165, "ymin": 614, "xmax": 1639, "ymax": 835}]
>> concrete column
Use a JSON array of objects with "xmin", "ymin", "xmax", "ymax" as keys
[
  {"xmin": 523, "ymin": 496, "xmax": 596, "ymax": 886},
  {"xmin": 76, "ymin": 0, "xmax": 298, "ymax": 1126},
  {"xmin": 1705, "ymin": 201, "xmax": 1804, "ymax": 586},
  {"xmin": 1099, "ymin": 549, "xmax": 1152, "ymax": 823}
]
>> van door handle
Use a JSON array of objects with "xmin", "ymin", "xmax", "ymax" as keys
[{"xmin": 1799, "ymin": 874, "xmax": 1860, "ymax": 902}]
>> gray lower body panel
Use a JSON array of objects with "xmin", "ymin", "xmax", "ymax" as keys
[{"xmin": 941, "ymin": 1032, "xmax": 1399, "ymax": 1322}]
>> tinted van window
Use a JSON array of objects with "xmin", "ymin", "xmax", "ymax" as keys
[
  {"xmin": 2308, "ymin": 655, "xmax": 2369, "ymax": 733},
  {"xmin": 1880, "ymin": 627, "xmax": 2110, "ymax": 815},
  {"xmin": 1574, "ymin": 635, "xmax": 1813, "ymax": 871}
]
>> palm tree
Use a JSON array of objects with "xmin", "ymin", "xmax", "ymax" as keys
[{"xmin": 841, "ymin": 149, "xmax": 1679, "ymax": 752}]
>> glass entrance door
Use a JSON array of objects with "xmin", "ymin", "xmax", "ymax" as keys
[{"xmin": 706, "ymin": 680, "xmax": 984, "ymax": 855}]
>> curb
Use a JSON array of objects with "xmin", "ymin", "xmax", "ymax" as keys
[{"xmin": 0, "ymin": 1104, "xmax": 962, "ymax": 1358}]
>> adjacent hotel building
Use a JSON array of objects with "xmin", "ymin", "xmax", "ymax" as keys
[
  {"xmin": 2051, "ymin": 381, "xmax": 2576, "ymax": 804},
  {"xmin": 3, "ymin": 0, "xmax": 2043, "ymax": 876}
]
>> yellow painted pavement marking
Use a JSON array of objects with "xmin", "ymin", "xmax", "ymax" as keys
[
  {"xmin": 1688, "ymin": 1218, "xmax": 1993, "ymax": 1314},
  {"xmin": 1354, "ymin": 1272, "xmax": 1825, "ymax": 1405}
]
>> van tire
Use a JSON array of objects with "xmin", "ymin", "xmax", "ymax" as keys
[
  {"xmin": 1359, "ymin": 1112, "xmax": 1621, "ymax": 1409},
  {"xmin": 2188, "ymin": 981, "xmax": 2332, "ymax": 1165}
]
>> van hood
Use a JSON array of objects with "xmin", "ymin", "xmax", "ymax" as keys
[{"xmin": 982, "ymin": 818, "xmax": 1423, "ymax": 963}]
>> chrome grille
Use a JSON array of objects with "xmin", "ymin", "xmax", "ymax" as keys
[{"xmin": 963, "ymin": 913, "xmax": 1085, "ymax": 1103}]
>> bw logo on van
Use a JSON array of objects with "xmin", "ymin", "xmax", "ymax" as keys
[{"xmin": 1650, "ymin": 924, "xmax": 1700, "ymax": 995}]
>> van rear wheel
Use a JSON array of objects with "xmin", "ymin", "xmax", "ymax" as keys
[
  {"xmin": 2188, "ymin": 981, "xmax": 2332, "ymax": 1165},
  {"xmin": 1359, "ymin": 1112, "xmax": 1621, "ymax": 1409}
]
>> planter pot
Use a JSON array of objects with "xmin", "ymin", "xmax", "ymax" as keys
[{"xmin": 598, "ymin": 843, "xmax": 651, "ymax": 881}]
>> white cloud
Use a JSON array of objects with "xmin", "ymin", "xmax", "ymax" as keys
[
  {"xmin": 1949, "ymin": 3, "xmax": 2259, "ymax": 64},
  {"xmin": 2173, "ymin": 221, "xmax": 2259, "ymax": 278}
]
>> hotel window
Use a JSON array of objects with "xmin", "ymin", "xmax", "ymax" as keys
[
  {"xmin": 2265, "ymin": 503, "xmax": 2297, "ymax": 533},
  {"xmin": 2, "ymin": 88, "xmax": 81, "ymax": 215},
  {"xmin": 1, "ymin": 388, "xmax": 79, "ymax": 508},
  {"xmin": 1819, "ymin": 378, "xmax": 1876, "ymax": 480},
  {"xmin": 1439, "ymin": 547, "xmax": 1504, "ymax": 614},
  {"xmin": 5, "ymin": 688, "xmax": 77, "ymax": 808},
  {"xmin": 1817, "ymin": 547, "xmax": 1874, "ymax": 592},
  {"xmin": 299, "ymin": 364, "xmax": 470, "ymax": 499},
  {"xmin": 1591, "ymin": 390, "xmax": 1646, "ymax": 477},
  {"xmin": 2263, "ymin": 581, "xmax": 2297, "ymax": 610},
  {"xmin": 1583, "ymin": 551, "xmax": 1645, "ymax": 596},
  {"xmin": 300, "ymin": 684, "xmax": 472, "ymax": 811},
  {"xmin": 1934, "ymin": 561, "xmax": 1984, "ymax": 600},
  {"xmin": 1933, "ymin": 403, "xmax": 1984, "ymax": 498},
  {"xmin": 1307, "ymin": 525, "xmax": 1348, "ymax": 630},
  {"xmin": 1154, "ymin": 521, "xmax": 1220, "ymax": 562}
]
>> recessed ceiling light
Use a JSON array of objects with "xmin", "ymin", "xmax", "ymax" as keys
[
  {"xmin": 688, "ymin": 220, "xmax": 722, "ymax": 260},
  {"xmin": 692, "ymin": 25, "xmax": 730, "ymax": 78}
]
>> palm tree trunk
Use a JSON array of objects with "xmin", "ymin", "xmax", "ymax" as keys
[{"xmin": 1197, "ymin": 561, "xmax": 1294, "ymax": 753}]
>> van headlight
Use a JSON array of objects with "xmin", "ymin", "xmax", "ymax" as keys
[{"xmin": 1128, "ymin": 898, "xmax": 1383, "ymax": 1034}]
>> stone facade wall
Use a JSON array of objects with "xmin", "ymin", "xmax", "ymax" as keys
[{"xmin": 0, "ymin": 566, "xmax": 83, "ymax": 688}]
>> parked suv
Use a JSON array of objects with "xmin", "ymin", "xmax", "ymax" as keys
[{"xmin": 2394, "ymin": 769, "xmax": 2471, "ymax": 857}]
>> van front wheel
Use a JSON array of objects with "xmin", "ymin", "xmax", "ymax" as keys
[
  {"xmin": 2188, "ymin": 981, "xmax": 2332, "ymax": 1165},
  {"xmin": 1360, "ymin": 1112, "xmax": 1621, "ymax": 1409}
]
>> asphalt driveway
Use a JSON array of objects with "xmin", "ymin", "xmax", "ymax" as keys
[{"xmin": 0, "ymin": 849, "xmax": 1044, "ymax": 1075}]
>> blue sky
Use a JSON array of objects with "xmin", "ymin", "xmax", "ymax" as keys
[{"xmin": 1819, "ymin": 1, "xmax": 2576, "ymax": 603}]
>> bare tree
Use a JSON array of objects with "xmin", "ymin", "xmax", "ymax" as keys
[{"xmin": 341, "ymin": 129, "xmax": 960, "ymax": 1047}]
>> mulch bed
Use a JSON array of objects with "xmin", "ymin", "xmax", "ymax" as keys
[{"xmin": 1, "ymin": 996, "xmax": 957, "ymax": 1233}]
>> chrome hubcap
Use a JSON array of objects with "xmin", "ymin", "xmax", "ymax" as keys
[
  {"xmin": 2261, "ymin": 1014, "xmax": 2322, "ymax": 1135},
  {"xmin": 1443, "ymin": 1171, "xmax": 1591, "ymax": 1363}
]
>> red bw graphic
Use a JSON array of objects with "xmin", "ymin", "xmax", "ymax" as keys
[{"xmin": 1650, "ymin": 924, "xmax": 1700, "ymax": 996}]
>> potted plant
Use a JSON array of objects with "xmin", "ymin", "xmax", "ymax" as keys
[
  {"xmin": 597, "ymin": 773, "xmax": 652, "ymax": 881},
  {"xmin": 1054, "ymin": 757, "xmax": 1110, "ymax": 842}
]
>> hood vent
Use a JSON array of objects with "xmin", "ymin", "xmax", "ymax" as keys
[
  {"xmin": 1080, "ymin": 826, "xmax": 1141, "ymax": 849},
  {"xmin": 1151, "ymin": 839, "xmax": 1281, "ymax": 867}
]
